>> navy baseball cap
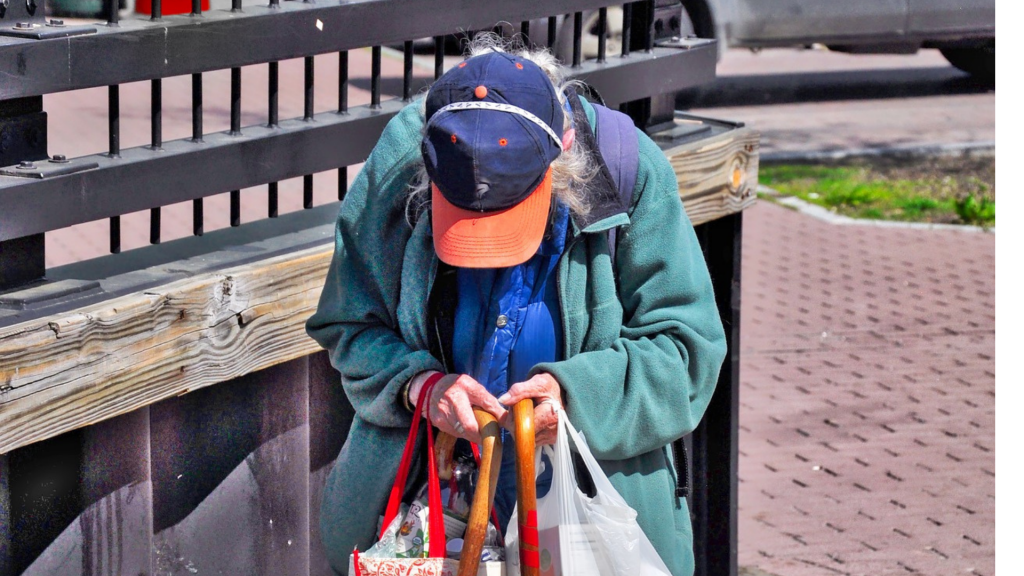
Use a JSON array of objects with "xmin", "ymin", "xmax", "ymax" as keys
[{"xmin": 421, "ymin": 51, "xmax": 565, "ymax": 268}]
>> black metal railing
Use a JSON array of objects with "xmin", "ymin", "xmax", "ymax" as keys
[
  {"xmin": 0, "ymin": 0, "xmax": 713, "ymax": 285},
  {"xmin": 0, "ymin": 1, "xmax": 736, "ymax": 575}
]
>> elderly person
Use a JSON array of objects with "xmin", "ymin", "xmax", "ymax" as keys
[{"xmin": 306, "ymin": 40, "xmax": 727, "ymax": 576}]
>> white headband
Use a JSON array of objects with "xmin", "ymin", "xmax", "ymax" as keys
[{"xmin": 428, "ymin": 101, "xmax": 564, "ymax": 151}]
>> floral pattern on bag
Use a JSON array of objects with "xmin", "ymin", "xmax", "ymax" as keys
[{"xmin": 355, "ymin": 556, "xmax": 459, "ymax": 576}]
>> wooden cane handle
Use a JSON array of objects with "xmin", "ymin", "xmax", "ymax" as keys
[
  {"xmin": 435, "ymin": 432, "xmax": 458, "ymax": 481},
  {"xmin": 457, "ymin": 409, "xmax": 503, "ymax": 576},
  {"xmin": 514, "ymin": 400, "xmax": 539, "ymax": 576}
]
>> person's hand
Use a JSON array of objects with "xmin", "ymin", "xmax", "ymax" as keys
[
  {"xmin": 498, "ymin": 373, "xmax": 563, "ymax": 446},
  {"xmin": 426, "ymin": 374, "xmax": 507, "ymax": 444}
]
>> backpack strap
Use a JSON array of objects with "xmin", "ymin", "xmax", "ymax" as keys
[{"xmin": 590, "ymin": 103, "xmax": 639, "ymax": 265}]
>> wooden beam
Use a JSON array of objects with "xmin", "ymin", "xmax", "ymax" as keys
[
  {"xmin": 0, "ymin": 246, "xmax": 331, "ymax": 454},
  {"xmin": 0, "ymin": 125, "xmax": 759, "ymax": 454},
  {"xmin": 665, "ymin": 125, "xmax": 760, "ymax": 226}
]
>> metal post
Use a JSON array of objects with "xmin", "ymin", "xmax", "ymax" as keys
[
  {"xmin": 0, "ymin": 97, "xmax": 47, "ymax": 291},
  {"xmin": 691, "ymin": 211, "xmax": 742, "ymax": 576}
]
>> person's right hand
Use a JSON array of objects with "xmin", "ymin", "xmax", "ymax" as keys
[{"xmin": 426, "ymin": 374, "xmax": 507, "ymax": 445}]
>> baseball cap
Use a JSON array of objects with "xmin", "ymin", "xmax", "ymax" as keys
[{"xmin": 421, "ymin": 52, "xmax": 565, "ymax": 268}]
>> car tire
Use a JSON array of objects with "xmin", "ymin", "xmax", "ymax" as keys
[{"xmin": 941, "ymin": 40, "xmax": 994, "ymax": 85}]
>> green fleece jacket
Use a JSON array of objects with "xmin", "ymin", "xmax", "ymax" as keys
[{"xmin": 306, "ymin": 97, "xmax": 727, "ymax": 576}]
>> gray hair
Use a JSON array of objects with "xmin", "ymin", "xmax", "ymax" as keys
[{"xmin": 405, "ymin": 33, "xmax": 598, "ymax": 228}]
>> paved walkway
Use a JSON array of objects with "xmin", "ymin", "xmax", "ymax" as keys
[{"xmin": 738, "ymin": 201, "xmax": 995, "ymax": 576}]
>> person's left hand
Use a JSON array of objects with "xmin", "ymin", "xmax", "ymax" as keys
[{"xmin": 498, "ymin": 373, "xmax": 563, "ymax": 446}]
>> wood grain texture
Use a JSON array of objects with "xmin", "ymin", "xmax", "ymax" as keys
[
  {"xmin": 0, "ymin": 245, "xmax": 332, "ymax": 454},
  {"xmin": 665, "ymin": 125, "xmax": 760, "ymax": 226},
  {"xmin": 0, "ymin": 126, "xmax": 760, "ymax": 454}
]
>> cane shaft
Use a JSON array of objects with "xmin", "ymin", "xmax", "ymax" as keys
[
  {"xmin": 514, "ymin": 400, "xmax": 539, "ymax": 576},
  {"xmin": 457, "ymin": 409, "xmax": 502, "ymax": 576}
]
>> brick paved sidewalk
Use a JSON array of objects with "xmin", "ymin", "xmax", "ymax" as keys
[{"xmin": 737, "ymin": 201, "xmax": 995, "ymax": 576}]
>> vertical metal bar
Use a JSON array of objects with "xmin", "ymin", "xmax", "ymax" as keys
[
  {"xmin": 151, "ymin": 0, "xmax": 160, "ymax": 19},
  {"xmin": 231, "ymin": 67, "xmax": 241, "ymax": 134},
  {"xmin": 109, "ymin": 215, "xmax": 120, "ymax": 254},
  {"xmin": 108, "ymin": 85, "xmax": 120, "ymax": 157},
  {"xmin": 597, "ymin": 7, "xmax": 608, "ymax": 63},
  {"xmin": 338, "ymin": 51, "xmax": 348, "ymax": 113},
  {"xmin": 646, "ymin": 0, "xmax": 655, "ymax": 52},
  {"xmin": 371, "ymin": 45, "xmax": 382, "ymax": 108},
  {"xmin": 269, "ymin": 0, "xmax": 278, "ymax": 8},
  {"xmin": 403, "ymin": 40, "xmax": 413, "ymax": 101},
  {"xmin": 192, "ymin": 72, "xmax": 203, "ymax": 235},
  {"xmin": 231, "ymin": 190, "xmax": 241, "ymax": 226},
  {"xmin": 269, "ymin": 60, "xmax": 279, "ymax": 218},
  {"xmin": 572, "ymin": 11, "xmax": 583, "ymax": 67},
  {"xmin": 268, "ymin": 61, "xmax": 279, "ymax": 126},
  {"xmin": 191, "ymin": 0, "xmax": 200, "ymax": 15},
  {"xmin": 520, "ymin": 20, "xmax": 529, "ymax": 45},
  {"xmin": 150, "ymin": 207, "xmax": 161, "ymax": 244},
  {"xmin": 304, "ymin": 56, "xmax": 315, "ymax": 210},
  {"xmin": 107, "ymin": 0, "xmax": 119, "ymax": 25},
  {"xmin": 622, "ymin": 3, "xmax": 632, "ymax": 56},
  {"xmin": 434, "ymin": 35, "xmax": 445, "ymax": 80},
  {"xmin": 269, "ymin": 183, "xmax": 279, "ymax": 218},
  {"xmin": 691, "ymin": 212, "xmax": 742, "ymax": 576},
  {"xmin": 231, "ymin": 0, "xmax": 240, "ymax": 10},
  {"xmin": 192, "ymin": 73, "xmax": 203, "ymax": 141},
  {"xmin": 108, "ymin": 84, "xmax": 120, "ymax": 254},
  {"xmin": 337, "ymin": 50, "xmax": 348, "ymax": 205},
  {"xmin": 193, "ymin": 198, "xmax": 204, "ymax": 236},
  {"xmin": 230, "ymin": 66, "xmax": 241, "ymax": 226},
  {"xmin": 547, "ymin": 16, "xmax": 557, "ymax": 50},
  {"xmin": 151, "ymin": 79, "xmax": 162, "ymax": 149},
  {"xmin": 304, "ymin": 56, "xmax": 314, "ymax": 121}
]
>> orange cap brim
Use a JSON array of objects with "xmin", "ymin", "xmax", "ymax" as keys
[{"xmin": 431, "ymin": 169, "xmax": 553, "ymax": 268}]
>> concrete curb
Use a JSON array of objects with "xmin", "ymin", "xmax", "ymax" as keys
[
  {"xmin": 761, "ymin": 141, "xmax": 995, "ymax": 165},
  {"xmin": 759, "ymin": 186, "xmax": 994, "ymax": 234}
]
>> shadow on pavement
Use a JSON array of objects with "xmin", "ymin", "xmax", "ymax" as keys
[{"xmin": 677, "ymin": 66, "xmax": 993, "ymax": 109}]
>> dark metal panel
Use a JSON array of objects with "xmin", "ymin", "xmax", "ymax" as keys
[
  {"xmin": 0, "ymin": 454, "xmax": 10, "ymax": 576},
  {"xmin": 150, "ymin": 360, "xmax": 310, "ymax": 575},
  {"xmin": 0, "ymin": 409, "xmax": 153, "ymax": 575},
  {"xmin": 308, "ymin": 350, "xmax": 353, "ymax": 576},
  {"xmin": 3, "ymin": 428, "xmax": 84, "ymax": 574},
  {"xmin": 0, "ymin": 233, "xmax": 45, "ymax": 292},
  {"xmin": 75, "ymin": 408, "xmax": 153, "ymax": 576},
  {"xmin": 691, "ymin": 211, "xmax": 741, "ymax": 576},
  {"xmin": 0, "ymin": 0, "xmax": 617, "ymax": 99}
]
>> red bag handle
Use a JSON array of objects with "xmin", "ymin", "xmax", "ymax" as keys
[{"xmin": 380, "ymin": 373, "xmax": 447, "ymax": 557}]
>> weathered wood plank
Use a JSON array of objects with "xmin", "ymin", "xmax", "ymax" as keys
[
  {"xmin": 666, "ymin": 125, "xmax": 760, "ymax": 226},
  {"xmin": 0, "ymin": 246, "xmax": 331, "ymax": 454},
  {"xmin": 0, "ymin": 124, "xmax": 759, "ymax": 454}
]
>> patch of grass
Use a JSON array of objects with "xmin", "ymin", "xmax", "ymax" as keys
[{"xmin": 759, "ymin": 156, "xmax": 995, "ymax": 227}]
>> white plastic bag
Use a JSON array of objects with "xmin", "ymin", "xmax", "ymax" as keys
[{"xmin": 506, "ymin": 409, "xmax": 673, "ymax": 576}]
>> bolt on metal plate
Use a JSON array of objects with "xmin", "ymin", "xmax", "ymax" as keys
[
  {"xmin": 0, "ymin": 21, "xmax": 96, "ymax": 39},
  {"xmin": 1, "ymin": 157, "xmax": 98, "ymax": 179}
]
